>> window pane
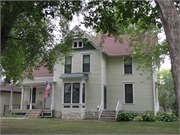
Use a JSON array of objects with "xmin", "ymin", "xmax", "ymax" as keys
[
  {"xmin": 74, "ymin": 42, "xmax": 77, "ymax": 47},
  {"xmin": 124, "ymin": 57, "xmax": 132, "ymax": 74},
  {"xmin": 83, "ymin": 55, "xmax": 90, "ymax": 72},
  {"xmin": 65, "ymin": 56, "xmax": 72, "ymax": 73},
  {"xmin": 82, "ymin": 83, "xmax": 85, "ymax": 103},
  {"xmin": 64, "ymin": 83, "xmax": 71, "ymax": 103},
  {"xmin": 73, "ymin": 83, "xmax": 80, "ymax": 103},
  {"xmin": 125, "ymin": 84, "xmax": 133, "ymax": 103},
  {"xmin": 79, "ymin": 42, "xmax": 82, "ymax": 47},
  {"xmin": 83, "ymin": 55, "xmax": 90, "ymax": 63}
]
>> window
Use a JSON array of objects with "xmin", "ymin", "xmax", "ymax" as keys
[
  {"xmin": 65, "ymin": 56, "xmax": 72, "ymax": 73},
  {"xmin": 64, "ymin": 83, "xmax": 71, "ymax": 103},
  {"xmin": 30, "ymin": 88, "xmax": 36, "ymax": 103},
  {"xmin": 124, "ymin": 84, "xmax": 134, "ymax": 104},
  {"xmin": 83, "ymin": 55, "xmax": 90, "ymax": 72},
  {"xmin": 82, "ymin": 83, "xmax": 85, "ymax": 103},
  {"xmin": 124, "ymin": 57, "xmax": 132, "ymax": 74},
  {"xmin": 73, "ymin": 83, "xmax": 80, "ymax": 103},
  {"xmin": 72, "ymin": 41, "xmax": 83, "ymax": 48}
]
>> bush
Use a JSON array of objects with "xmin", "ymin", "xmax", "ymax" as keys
[
  {"xmin": 133, "ymin": 116, "xmax": 143, "ymax": 121},
  {"xmin": 171, "ymin": 99, "xmax": 178, "ymax": 117},
  {"xmin": 156, "ymin": 112, "xmax": 178, "ymax": 122},
  {"xmin": 140, "ymin": 111, "xmax": 155, "ymax": 122},
  {"xmin": 117, "ymin": 112, "xmax": 133, "ymax": 121}
]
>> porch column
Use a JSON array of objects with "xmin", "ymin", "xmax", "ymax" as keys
[
  {"xmin": 51, "ymin": 84, "xmax": 54, "ymax": 110},
  {"xmin": 30, "ymin": 85, "xmax": 33, "ymax": 110},
  {"xmin": 9, "ymin": 85, "xmax": 13, "ymax": 111},
  {"xmin": 80, "ymin": 82, "xmax": 82, "ymax": 104},
  {"xmin": 20, "ymin": 87, "xmax": 24, "ymax": 109}
]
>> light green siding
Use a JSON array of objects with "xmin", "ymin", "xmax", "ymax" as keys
[
  {"xmin": 0, "ymin": 92, "xmax": 21, "ymax": 116},
  {"xmin": 106, "ymin": 56, "xmax": 154, "ymax": 111}
]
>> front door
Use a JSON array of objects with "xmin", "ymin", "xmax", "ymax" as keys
[
  {"xmin": 104, "ymin": 86, "xmax": 107, "ymax": 109},
  {"xmin": 45, "ymin": 89, "xmax": 51, "ymax": 109}
]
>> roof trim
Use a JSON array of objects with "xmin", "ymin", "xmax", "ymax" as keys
[
  {"xmin": 22, "ymin": 81, "xmax": 57, "ymax": 86},
  {"xmin": 59, "ymin": 73, "xmax": 89, "ymax": 79}
]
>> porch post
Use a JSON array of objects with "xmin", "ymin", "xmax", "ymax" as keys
[
  {"xmin": 51, "ymin": 84, "xmax": 54, "ymax": 110},
  {"xmin": 20, "ymin": 87, "xmax": 24, "ymax": 109},
  {"xmin": 80, "ymin": 82, "xmax": 82, "ymax": 104},
  {"xmin": 30, "ymin": 85, "xmax": 33, "ymax": 110}
]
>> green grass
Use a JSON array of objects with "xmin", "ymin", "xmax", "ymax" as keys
[{"xmin": 1, "ymin": 118, "xmax": 179, "ymax": 134}]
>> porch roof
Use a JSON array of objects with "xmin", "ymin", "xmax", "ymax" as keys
[
  {"xmin": 59, "ymin": 73, "xmax": 89, "ymax": 79},
  {"xmin": 22, "ymin": 81, "xmax": 56, "ymax": 87}
]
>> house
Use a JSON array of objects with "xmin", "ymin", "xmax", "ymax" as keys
[
  {"xmin": 0, "ymin": 81, "xmax": 21, "ymax": 116},
  {"xmin": 12, "ymin": 26, "xmax": 159, "ymax": 120}
]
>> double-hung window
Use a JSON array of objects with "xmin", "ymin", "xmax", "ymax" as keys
[
  {"xmin": 65, "ymin": 56, "xmax": 72, "ymax": 73},
  {"xmin": 124, "ymin": 57, "xmax": 132, "ymax": 74},
  {"xmin": 64, "ymin": 83, "xmax": 85, "ymax": 104},
  {"xmin": 124, "ymin": 84, "xmax": 134, "ymax": 104},
  {"xmin": 83, "ymin": 55, "xmax": 90, "ymax": 72}
]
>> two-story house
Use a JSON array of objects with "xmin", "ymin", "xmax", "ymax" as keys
[{"xmin": 12, "ymin": 26, "xmax": 159, "ymax": 120}]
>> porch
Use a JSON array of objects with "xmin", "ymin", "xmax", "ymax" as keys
[{"xmin": 11, "ymin": 109, "xmax": 53, "ymax": 118}]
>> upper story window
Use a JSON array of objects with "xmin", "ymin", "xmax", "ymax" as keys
[
  {"xmin": 65, "ymin": 56, "xmax": 72, "ymax": 73},
  {"xmin": 72, "ymin": 40, "xmax": 83, "ymax": 48},
  {"xmin": 83, "ymin": 55, "xmax": 90, "ymax": 73},
  {"xmin": 124, "ymin": 57, "xmax": 133, "ymax": 74}
]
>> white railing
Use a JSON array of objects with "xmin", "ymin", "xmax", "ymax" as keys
[
  {"xmin": 98, "ymin": 100, "xmax": 103, "ymax": 120},
  {"xmin": 115, "ymin": 101, "xmax": 122, "ymax": 121}
]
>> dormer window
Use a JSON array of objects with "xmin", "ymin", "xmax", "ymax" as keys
[{"xmin": 72, "ymin": 40, "xmax": 83, "ymax": 48}]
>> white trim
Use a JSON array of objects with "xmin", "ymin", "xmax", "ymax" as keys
[
  {"xmin": 53, "ymin": 64, "xmax": 55, "ymax": 81},
  {"xmin": 23, "ymin": 77, "xmax": 53, "ymax": 81},
  {"xmin": 81, "ymin": 53, "xmax": 91, "ymax": 73},
  {"xmin": 20, "ymin": 87, "xmax": 24, "ymax": 109},
  {"xmin": 51, "ymin": 84, "xmax": 54, "ymax": 110},
  {"xmin": 123, "ymin": 57, "xmax": 134, "ymax": 75},
  {"xmin": 123, "ymin": 82, "xmax": 135, "ymax": 104},
  {"xmin": 101, "ymin": 52, "xmax": 103, "ymax": 106}
]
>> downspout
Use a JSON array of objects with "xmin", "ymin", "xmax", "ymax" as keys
[{"xmin": 101, "ymin": 52, "xmax": 103, "ymax": 108}]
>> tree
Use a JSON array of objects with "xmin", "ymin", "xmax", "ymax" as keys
[
  {"xmin": 157, "ymin": 68, "xmax": 175, "ymax": 112},
  {"xmin": 79, "ymin": 0, "xmax": 180, "ymax": 125},
  {"xmin": 1, "ymin": 1, "xmax": 82, "ymax": 85}
]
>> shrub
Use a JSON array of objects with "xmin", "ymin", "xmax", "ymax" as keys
[
  {"xmin": 156, "ymin": 112, "xmax": 178, "ymax": 122},
  {"xmin": 133, "ymin": 116, "xmax": 143, "ymax": 121},
  {"xmin": 171, "ymin": 99, "xmax": 178, "ymax": 117},
  {"xmin": 117, "ymin": 112, "xmax": 133, "ymax": 121},
  {"xmin": 140, "ymin": 111, "xmax": 155, "ymax": 122}
]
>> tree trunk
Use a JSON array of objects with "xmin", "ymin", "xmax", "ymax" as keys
[
  {"xmin": 1, "ymin": 1, "xmax": 20, "ymax": 53},
  {"xmin": 155, "ymin": 0, "xmax": 180, "ymax": 132}
]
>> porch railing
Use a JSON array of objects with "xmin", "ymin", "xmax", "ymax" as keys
[
  {"xmin": 115, "ymin": 101, "xmax": 122, "ymax": 121},
  {"xmin": 98, "ymin": 100, "xmax": 103, "ymax": 120},
  {"xmin": 3, "ymin": 104, "xmax": 20, "ymax": 116}
]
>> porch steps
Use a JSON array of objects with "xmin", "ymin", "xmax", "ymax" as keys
[
  {"xmin": 24, "ymin": 109, "xmax": 42, "ymax": 118},
  {"xmin": 100, "ymin": 110, "xmax": 116, "ymax": 121}
]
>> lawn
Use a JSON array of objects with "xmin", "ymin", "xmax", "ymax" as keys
[{"xmin": 0, "ymin": 118, "xmax": 179, "ymax": 134}]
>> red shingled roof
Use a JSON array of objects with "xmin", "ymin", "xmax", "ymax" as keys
[
  {"xmin": 32, "ymin": 66, "xmax": 53, "ymax": 78},
  {"xmin": 92, "ymin": 33, "xmax": 156, "ymax": 56}
]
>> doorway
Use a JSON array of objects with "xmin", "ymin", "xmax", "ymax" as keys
[{"xmin": 44, "ymin": 89, "xmax": 51, "ymax": 109}]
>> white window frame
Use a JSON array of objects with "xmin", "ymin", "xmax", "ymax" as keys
[
  {"xmin": 63, "ymin": 56, "xmax": 73, "ymax": 74},
  {"xmin": 72, "ymin": 40, "xmax": 83, "ymax": 48},
  {"xmin": 123, "ymin": 57, "xmax": 134, "ymax": 75},
  {"xmin": 123, "ymin": 82, "xmax": 135, "ymax": 104},
  {"xmin": 62, "ymin": 81, "xmax": 86, "ymax": 104},
  {"xmin": 81, "ymin": 53, "xmax": 91, "ymax": 73}
]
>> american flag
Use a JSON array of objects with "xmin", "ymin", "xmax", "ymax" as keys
[{"xmin": 44, "ymin": 81, "xmax": 50, "ymax": 99}]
